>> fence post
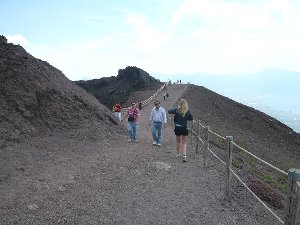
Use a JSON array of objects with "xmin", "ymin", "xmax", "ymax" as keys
[
  {"xmin": 203, "ymin": 126, "xmax": 210, "ymax": 168},
  {"xmin": 284, "ymin": 168, "xmax": 300, "ymax": 225},
  {"xmin": 225, "ymin": 136, "xmax": 233, "ymax": 201},
  {"xmin": 196, "ymin": 120, "xmax": 201, "ymax": 153},
  {"xmin": 198, "ymin": 120, "xmax": 201, "ymax": 138},
  {"xmin": 190, "ymin": 120, "xmax": 194, "ymax": 146}
]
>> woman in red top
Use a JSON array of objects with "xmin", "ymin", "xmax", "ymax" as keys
[{"xmin": 113, "ymin": 103, "xmax": 122, "ymax": 121}]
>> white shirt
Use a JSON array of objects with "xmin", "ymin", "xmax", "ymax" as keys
[{"xmin": 149, "ymin": 107, "xmax": 167, "ymax": 123}]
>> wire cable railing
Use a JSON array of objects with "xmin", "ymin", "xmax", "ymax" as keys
[
  {"xmin": 231, "ymin": 142, "xmax": 288, "ymax": 176},
  {"xmin": 121, "ymin": 81, "xmax": 170, "ymax": 113},
  {"xmin": 189, "ymin": 119, "xmax": 300, "ymax": 225},
  {"xmin": 119, "ymin": 83, "xmax": 299, "ymax": 225}
]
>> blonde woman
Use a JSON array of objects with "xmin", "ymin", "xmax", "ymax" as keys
[{"xmin": 168, "ymin": 98, "xmax": 193, "ymax": 162}]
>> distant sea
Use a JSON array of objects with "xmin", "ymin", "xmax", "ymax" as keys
[
  {"xmin": 209, "ymin": 88, "xmax": 300, "ymax": 134},
  {"xmin": 162, "ymin": 70, "xmax": 300, "ymax": 133}
]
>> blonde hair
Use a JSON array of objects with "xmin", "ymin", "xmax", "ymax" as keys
[{"xmin": 177, "ymin": 98, "xmax": 188, "ymax": 117}]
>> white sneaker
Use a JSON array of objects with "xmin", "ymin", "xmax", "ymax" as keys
[
  {"xmin": 153, "ymin": 142, "xmax": 157, "ymax": 145},
  {"xmin": 157, "ymin": 143, "xmax": 161, "ymax": 146}
]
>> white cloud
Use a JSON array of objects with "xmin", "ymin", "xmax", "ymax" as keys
[
  {"xmin": 5, "ymin": 34, "xmax": 29, "ymax": 46},
  {"xmin": 27, "ymin": 36, "xmax": 127, "ymax": 80},
  {"xmin": 125, "ymin": 12, "xmax": 170, "ymax": 52},
  {"xmin": 166, "ymin": 0, "xmax": 300, "ymax": 74},
  {"xmin": 4, "ymin": 1, "xmax": 300, "ymax": 81}
]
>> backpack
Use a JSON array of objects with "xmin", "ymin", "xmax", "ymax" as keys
[
  {"xmin": 128, "ymin": 108, "xmax": 137, "ymax": 122},
  {"xmin": 128, "ymin": 115, "xmax": 134, "ymax": 122}
]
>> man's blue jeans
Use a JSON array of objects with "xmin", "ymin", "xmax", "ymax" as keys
[
  {"xmin": 128, "ymin": 122, "xmax": 137, "ymax": 141},
  {"xmin": 152, "ymin": 122, "xmax": 163, "ymax": 144}
]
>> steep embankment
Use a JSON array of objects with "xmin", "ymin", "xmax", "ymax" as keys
[
  {"xmin": 0, "ymin": 35, "xmax": 125, "ymax": 148},
  {"xmin": 182, "ymin": 84, "xmax": 300, "ymax": 169}
]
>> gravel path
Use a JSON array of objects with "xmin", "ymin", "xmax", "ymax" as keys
[{"xmin": 0, "ymin": 84, "xmax": 283, "ymax": 225}]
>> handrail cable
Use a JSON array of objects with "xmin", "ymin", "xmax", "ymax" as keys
[
  {"xmin": 123, "ymin": 83, "xmax": 294, "ymax": 224},
  {"xmin": 209, "ymin": 129, "xmax": 227, "ymax": 141},
  {"xmin": 192, "ymin": 130, "xmax": 204, "ymax": 144},
  {"xmin": 191, "ymin": 121, "xmax": 289, "ymax": 224},
  {"xmin": 121, "ymin": 82, "xmax": 169, "ymax": 112},
  {"xmin": 194, "ymin": 121, "xmax": 288, "ymax": 176},
  {"xmin": 231, "ymin": 142, "xmax": 288, "ymax": 176},
  {"xmin": 193, "ymin": 119, "xmax": 206, "ymax": 128},
  {"xmin": 198, "ymin": 136, "xmax": 204, "ymax": 144},
  {"xmin": 206, "ymin": 146, "xmax": 284, "ymax": 224},
  {"xmin": 230, "ymin": 167, "xmax": 284, "ymax": 224},
  {"xmin": 207, "ymin": 147, "xmax": 225, "ymax": 165}
]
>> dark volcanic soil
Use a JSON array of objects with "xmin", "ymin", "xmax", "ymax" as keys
[
  {"xmin": 0, "ymin": 84, "xmax": 289, "ymax": 225},
  {"xmin": 1, "ymin": 35, "xmax": 299, "ymax": 224},
  {"xmin": 0, "ymin": 35, "xmax": 125, "ymax": 149}
]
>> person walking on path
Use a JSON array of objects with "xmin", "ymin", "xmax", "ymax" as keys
[
  {"xmin": 122, "ymin": 102, "xmax": 140, "ymax": 143},
  {"xmin": 149, "ymin": 101, "xmax": 167, "ymax": 146},
  {"xmin": 112, "ymin": 102, "xmax": 122, "ymax": 121},
  {"xmin": 168, "ymin": 98, "xmax": 193, "ymax": 162}
]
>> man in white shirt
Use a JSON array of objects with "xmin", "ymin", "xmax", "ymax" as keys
[{"xmin": 149, "ymin": 101, "xmax": 167, "ymax": 146}]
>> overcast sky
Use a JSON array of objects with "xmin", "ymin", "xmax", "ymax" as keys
[{"xmin": 1, "ymin": 0, "xmax": 300, "ymax": 81}]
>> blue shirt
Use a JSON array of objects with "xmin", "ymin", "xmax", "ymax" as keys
[{"xmin": 150, "ymin": 107, "xmax": 167, "ymax": 123}]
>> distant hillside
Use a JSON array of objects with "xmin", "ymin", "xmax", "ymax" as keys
[
  {"xmin": 75, "ymin": 66, "xmax": 162, "ymax": 109},
  {"xmin": 182, "ymin": 84, "xmax": 300, "ymax": 169},
  {"xmin": 0, "ymin": 35, "xmax": 125, "ymax": 148},
  {"xmin": 162, "ymin": 71, "xmax": 300, "ymax": 132}
]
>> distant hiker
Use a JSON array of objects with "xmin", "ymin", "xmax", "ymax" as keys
[
  {"xmin": 166, "ymin": 93, "xmax": 169, "ymax": 98},
  {"xmin": 138, "ymin": 102, "xmax": 143, "ymax": 110},
  {"xmin": 122, "ymin": 102, "xmax": 140, "ymax": 143},
  {"xmin": 180, "ymin": 80, "xmax": 181, "ymax": 84},
  {"xmin": 112, "ymin": 102, "xmax": 122, "ymax": 121},
  {"xmin": 168, "ymin": 98, "xmax": 193, "ymax": 162},
  {"xmin": 163, "ymin": 93, "xmax": 166, "ymax": 100},
  {"xmin": 149, "ymin": 101, "xmax": 167, "ymax": 146}
]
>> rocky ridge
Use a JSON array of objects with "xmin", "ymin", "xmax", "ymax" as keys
[
  {"xmin": 75, "ymin": 66, "xmax": 162, "ymax": 109},
  {"xmin": 1, "ymin": 34, "xmax": 300, "ymax": 224},
  {"xmin": 0, "ymin": 35, "xmax": 125, "ymax": 148}
]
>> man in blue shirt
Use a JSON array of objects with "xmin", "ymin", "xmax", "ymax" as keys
[{"xmin": 149, "ymin": 101, "xmax": 167, "ymax": 146}]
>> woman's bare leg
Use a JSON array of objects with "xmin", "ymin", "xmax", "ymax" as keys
[
  {"xmin": 176, "ymin": 135, "xmax": 181, "ymax": 156},
  {"xmin": 182, "ymin": 135, "xmax": 188, "ymax": 161}
]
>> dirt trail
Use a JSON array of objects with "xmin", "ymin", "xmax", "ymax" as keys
[{"xmin": 0, "ymin": 84, "xmax": 282, "ymax": 225}]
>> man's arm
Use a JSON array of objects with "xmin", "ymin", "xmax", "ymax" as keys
[{"xmin": 163, "ymin": 109, "xmax": 167, "ymax": 124}]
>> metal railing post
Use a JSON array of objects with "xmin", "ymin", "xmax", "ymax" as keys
[
  {"xmin": 204, "ymin": 126, "xmax": 210, "ymax": 168},
  {"xmin": 225, "ymin": 136, "xmax": 233, "ymax": 201},
  {"xmin": 190, "ymin": 120, "xmax": 194, "ymax": 146},
  {"xmin": 198, "ymin": 120, "xmax": 201, "ymax": 138},
  {"xmin": 284, "ymin": 168, "xmax": 300, "ymax": 225},
  {"xmin": 196, "ymin": 120, "xmax": 201, "ymax": 153}
]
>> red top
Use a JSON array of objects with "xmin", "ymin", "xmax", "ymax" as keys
[{"xmin": 113, "ymin": 103, "xmax": 122, "ymax": 112}]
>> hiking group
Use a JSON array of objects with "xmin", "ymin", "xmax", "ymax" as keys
[{"xmin": 119, "ymin": 98, "xmax": 193, "ymax": 162}]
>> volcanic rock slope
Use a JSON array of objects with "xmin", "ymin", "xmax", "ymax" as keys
[
  {"xmin": 1, "ymin": 35, "xmax": 299, "ymax": 224},
  {"xmin": 0, "ymin": 35, "xmax": 125, "ymax": 148},
  {"xmin": 182, "ymin": 84, "xmax": 300, "ymax": 170},
  {"xmin": 75, "ymin": 66, "xmax": 162, "ymax": 109}
]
